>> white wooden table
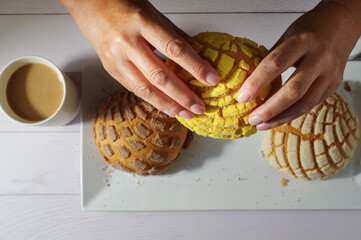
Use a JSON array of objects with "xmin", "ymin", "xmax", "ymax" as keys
[{"xmin": 1, "ymin": 1, "xmax": 360, "ymax": 239}]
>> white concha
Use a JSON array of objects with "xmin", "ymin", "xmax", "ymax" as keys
[{"xmin": 262, "ymin": 93, "xmax": 360, "ymax": 180}]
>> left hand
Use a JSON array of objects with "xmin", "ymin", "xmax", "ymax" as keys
[{"xmin": 237, "ymin": 0, "xmax": 361, "ymax": 130}]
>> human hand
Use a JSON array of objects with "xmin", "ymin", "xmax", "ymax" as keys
[
  {"xmin": 59, "ymin": 0, "xmax": 219, "ymax": 118},
  {"xmin": 237, "ymin": 0, "xmax": 361, "ymax": 130}
]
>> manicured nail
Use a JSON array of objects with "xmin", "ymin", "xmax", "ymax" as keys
[
  {"xmin": 179, "ymin": 110, "xmax": 195, "ymax": 119},
  {"xmin": 164, "ymin": 110, "xmax": 175, "ymax": 117},
  {"xmin": 256, "ymin": 122, "xmax": 272, "ymax": 131},
  {"xmin": 237, "ymin": 90, "xmax": 251, "ymax": 103},
  {"xmin": 248, "ymin": 115, "xmax": 263, "ymax": 126},
  {"xmin": 190, "ymin": 103, "xmax": 205, "ymax": 114},
  {"xmin": 206, "ymin": 72, "xmax": 219, "ymax": 85}
]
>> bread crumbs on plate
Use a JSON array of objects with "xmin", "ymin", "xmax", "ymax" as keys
[
  {"xmin": 259, "ymin": 150, "xmax": 265, "ymax": 158},
  {"xmin": 238, "ymin": 177, "xmax": 248, "ymax": 181},
  {"xmin": 280, "ymin": 178, "xmax": 289, "ymax": 187},
  {"xmin": 344, "ymin": 80, "xmax": 351, "ymax": 92}
]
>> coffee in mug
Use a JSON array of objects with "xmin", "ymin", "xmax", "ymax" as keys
[
  {"xmin": 6, "ymin": 63, "xmax": 64, "ymax": 122},
  {"xmin": 0, "ymin": 56, "xmax": 80, "ymax": 126}
]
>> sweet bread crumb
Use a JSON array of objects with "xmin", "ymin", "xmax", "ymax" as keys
[
  {"xmin": 259, "ymin": 150, "xmax": 265, "ymax": 158},
  {"xmin": 280, "ymin": 178, "xmax": 289, "ymax": 187},
  {"xmin": 344, "ymin": 80, "xmax": 351, "ymax": 92}
]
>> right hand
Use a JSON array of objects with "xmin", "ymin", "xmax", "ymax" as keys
[{"xmin": 59, "ymin": 0, "xmax": 219, "ymax": 118}]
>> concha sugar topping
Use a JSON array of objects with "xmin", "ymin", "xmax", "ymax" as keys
[
  {"xmin": 168, "ymin": 32, "xmax": 281, "ymax": 139},
  {"xmin": 92, "ymin": 89, "xmax": 190, "ymax": 175},
  {"xmin": 262, "ymin": 93, "xmax": 360, "ymax": 180}
]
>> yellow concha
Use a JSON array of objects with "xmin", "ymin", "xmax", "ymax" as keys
[{"xmin": 169, "ymin": 32, "xmax": 281, "ymax": 139}]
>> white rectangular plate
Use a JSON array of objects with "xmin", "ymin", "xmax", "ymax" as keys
[{"xmin": 81, "ymin": 62, "xmax": 361, "ymax": 211}]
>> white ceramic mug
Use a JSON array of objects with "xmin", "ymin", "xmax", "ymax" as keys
[{"xmin": 0, "ymin": 56, "xmax": 80, "ymax": 126}]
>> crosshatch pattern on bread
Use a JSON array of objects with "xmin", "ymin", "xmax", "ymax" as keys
[
  {"xmin": 92, "ymin": 89, "xmax": 190, "ymax": 175},
  {"xmin": 262, "ymin": 93, "xmax": 360, "ymax": 180},
  {"xmin": 167, "ymin": 32, "xmax": 282, "ymax": 139}
]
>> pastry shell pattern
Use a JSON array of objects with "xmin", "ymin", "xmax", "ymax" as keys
[
  {"xmin": 262, "ymin": 93, "xmax": 360, "ymax": 180},
  {"xmin": 92, "ymin": 89, "xmax": 191, "ymax": 175},
  {"xmin": 168, "ymin": 32, "xmax": 282, "ymax": 139}
]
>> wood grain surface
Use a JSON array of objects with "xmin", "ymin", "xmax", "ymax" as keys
[
  {"xmin": 0, "ymin": 195, "xmax": 360, "ymax": 240},
  {"xmin": 1, "ymin": 1, "xmax": 361, "ymax": 240},
  {"xmin": 0, "ymin": 0, "xmax": 318, "ymax": 14}
]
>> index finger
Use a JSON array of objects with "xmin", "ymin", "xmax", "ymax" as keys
[
  {"xmin": 141, "ymin": 22, "xmax": 220, "ymax": 86},
  {"xmin": 237, "ymin": 36, "xmax": 308, "ymax": 103},
  {"xmin": 127, "ymin": 38, "xmax": 206, "ymax": 116}
]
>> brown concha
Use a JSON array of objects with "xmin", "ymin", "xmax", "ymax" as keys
[{"xmin": 92, "ymin": 89, "xmax": 191, "ymax": 175}]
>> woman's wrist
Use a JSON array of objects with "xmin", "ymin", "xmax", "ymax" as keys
[
  {"xmin": 320, "ymin": 0, "xmax": 361, "ymax": 35},
  {"xmin": 58, "ymin": 0, "xmax": 80, "ymax": 14}
]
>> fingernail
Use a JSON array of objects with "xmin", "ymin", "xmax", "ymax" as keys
[
  {"xmin": 237, "ymin": 90, "xmax": 251, "ymax": 103},
  {"xmin": 256, "ymin": 122, "xmax": 272, "ymax": 131},
  {"xmin": 190, "ymin": 103, "xmax": 205, "ymax": 114},
  {"xmin": 164, "ymin": 110, "xmax": 175, "ymax": 117},
  {"xmin": 248, "ymin": 115, "xmax": 263, "ymax": 126},
  {"xmin": 179, "ymin": 110, "xmax": 195, "ymax": 119},
  {"xmin": 206, "ymin": 72, "xmax": 219, "ymax": 85}
]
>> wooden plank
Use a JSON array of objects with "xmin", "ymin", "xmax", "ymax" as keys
[
  {"xmin": 151, "ymin": 0, "xmax": 318, "ymax": 13},
  {"xmin": 0, "ymin": 15, "xmax": 100, "ymax": 73},
  {"xmin": 0, "ymin": 0, "xmax": 66, "ymax": 14},
  {"xmin": 0, "ymin": 0, "xmax": 318, "ymax": 14},
  {"xmin": 0, "ymin": 195, "xmax": 361, "ymax": 240},
  {"xmin": 0, "ymin": 133, "xmax": 80, "ymax": 194},
  {"xmin": 0, "ymin": 13, "xmax": 300, "ymax": 72}
]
